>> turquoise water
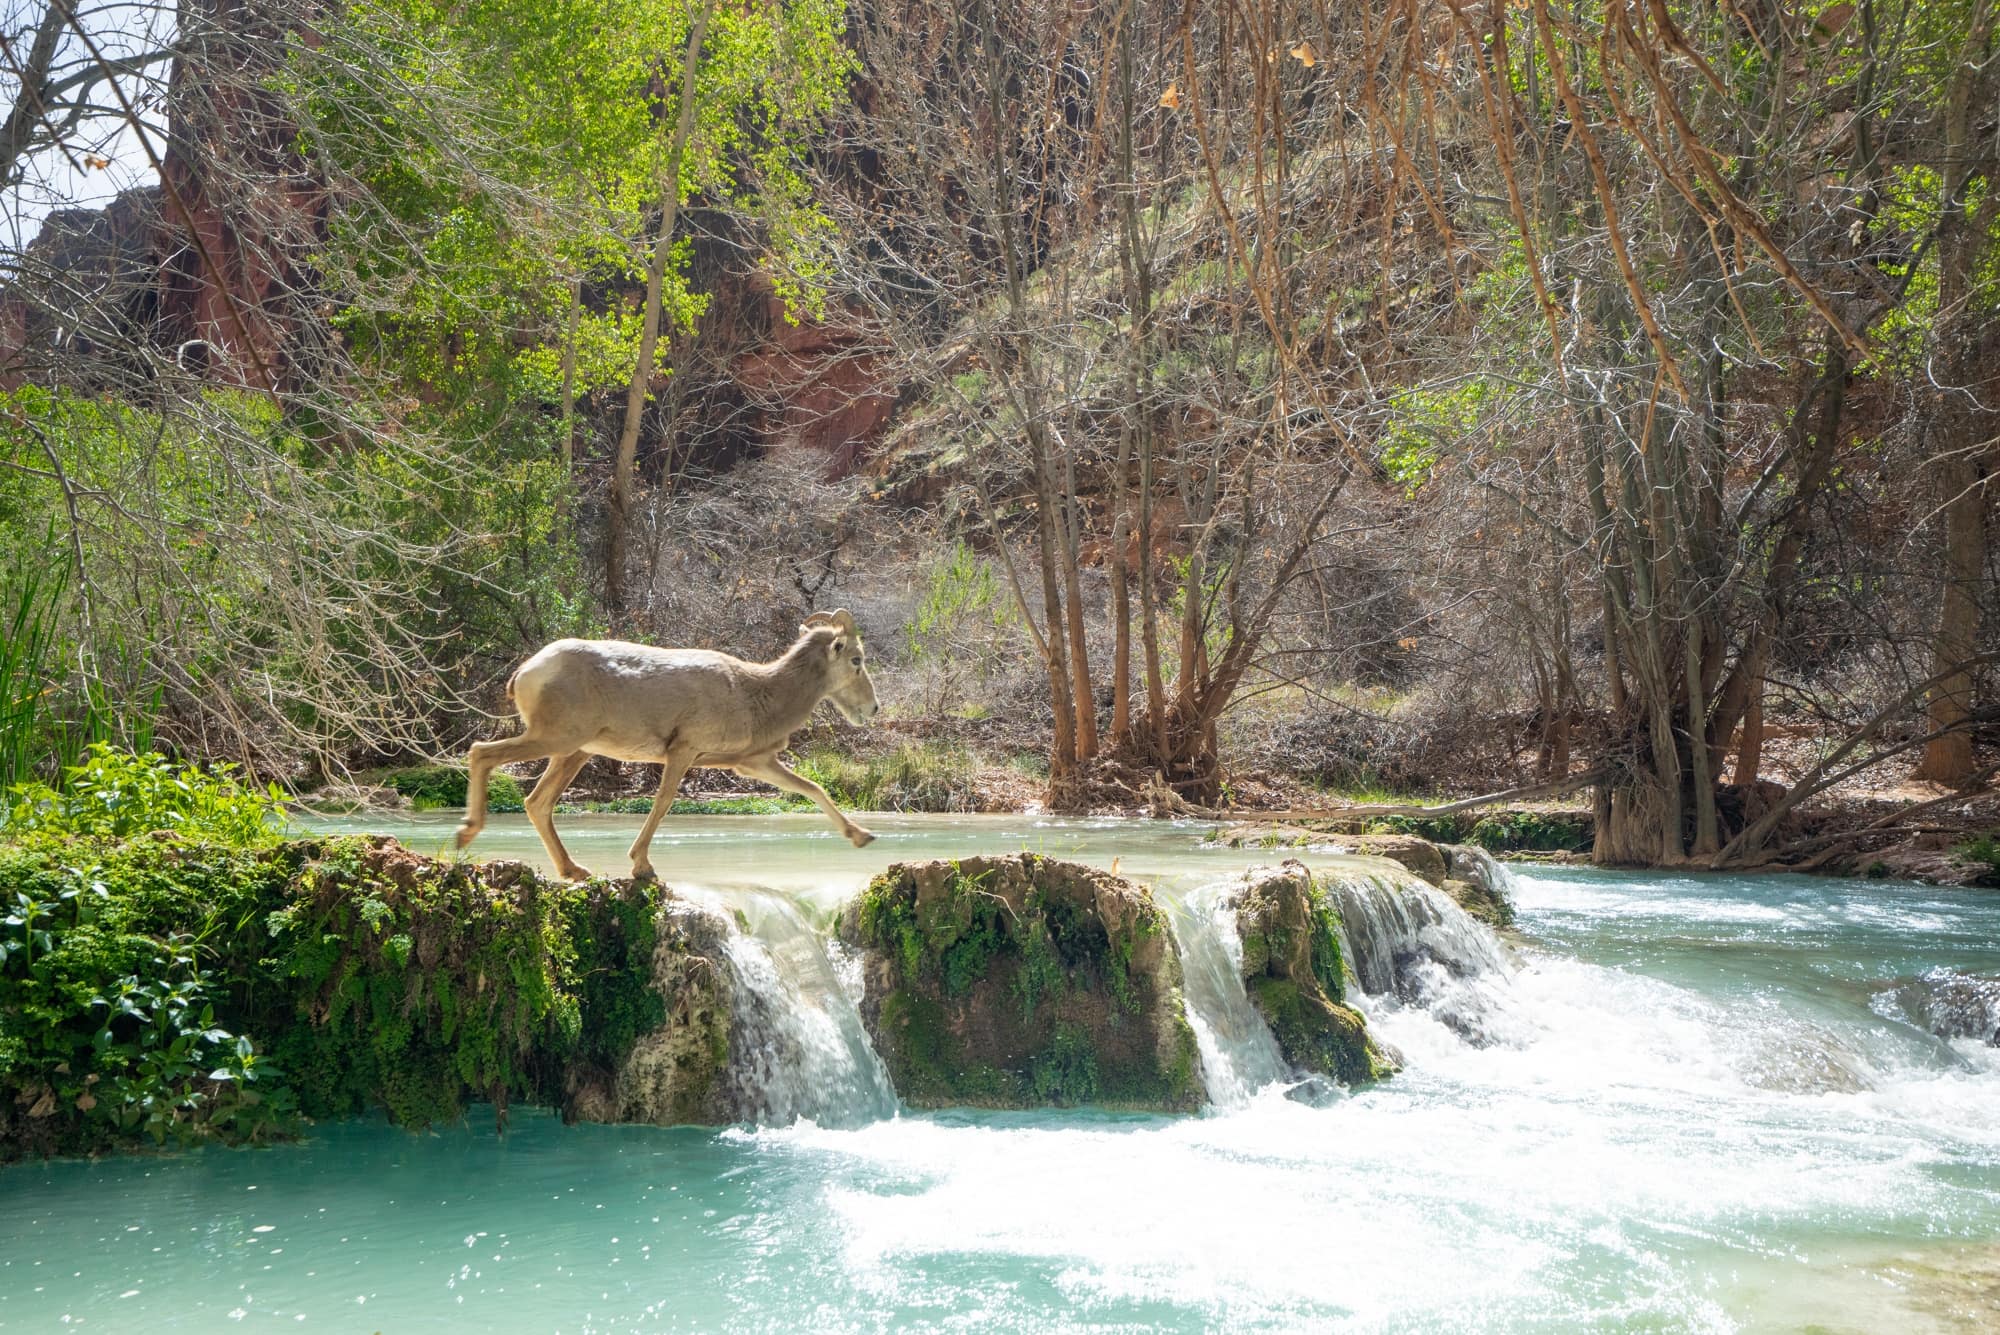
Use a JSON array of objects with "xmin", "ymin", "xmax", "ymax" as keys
[{"xmin": 3, "ymin": 814, "xmax": 1998, "ymax": 1331}]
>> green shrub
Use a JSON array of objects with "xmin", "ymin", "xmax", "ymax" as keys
[
  {"xmin": 1466, "ymin": 811, "xmax": 1590, "ymax": 853},
  {"xmin": 1368, "ymin": 813, "xmax": 1472, "ymax": 844},
  {"xmin": 1955, "ymin": 834, "xmax": 2000, "ymax": 887},
  {"xmin": 4, "ymin": 744, "xmax": 287, "ymax": 845},
  {"xmin": 380, "ymin": 764, "xmax": 523, "ymax": 812}
]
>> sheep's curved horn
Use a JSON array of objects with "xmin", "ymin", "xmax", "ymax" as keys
[{"xmin": 803, "ymin": 609, "xmax": 857, "ymax": 634}]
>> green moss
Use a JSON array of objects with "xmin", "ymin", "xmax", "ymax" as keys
[
  {"xmin": 1, "ymin": 821, "xmax": 705, "ymax": 1161},
  {"xmin": 1304, "ymin": 885, "xmax": 1347, "ymax": 1005},
  {"xmin": 849, "ymin": 855, "xmax": 1201, "ymax": 1113},
  {"xmin": 875, "ymin": 990, "xmax": 1014, "ymax": 1105},
  {"xmin": 1030, "ymin": 1024, "xmax": 1100, "ymax": 1105},
  {"xmin": 855, "ymin": 871, "xmax": 924, "ymax": 978},
  {"xmin": 1250, "ymin": 978, "xmax": 1381, "ymax": 1086}
]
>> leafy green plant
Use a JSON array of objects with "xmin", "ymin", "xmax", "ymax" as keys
[
  {"xmin": 1, "ymin": 857, "xmax": 296, "ymax": 1156},
  {"xmin": 5, "ymin": 744, "xmax": 287, "ymax": 845}
]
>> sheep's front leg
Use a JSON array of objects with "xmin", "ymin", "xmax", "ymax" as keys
[
  {"xmin": 628, "ymin": 752, "xmax": 693, "ymax": 880},
  {"xmin": 737, "ymin": 757, "xmax": 875, "ymax": 847}
]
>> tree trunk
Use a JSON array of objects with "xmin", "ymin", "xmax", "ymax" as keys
[
  {"xmin": 1060, "ymin": 451, "xmax": 1098, "ymax": 761},
  {"xmin": 1911, "ymin": 13, "xmax": 1997, "ymax": 783},
  {"xmin": 606, "ymin": 1, "xmax": 714, "ymax": 623},
  {"xmin": 1914, "ymin": 449, "xmax": 1987, "ymax": 782},
  {"xmin": 1732, "ymin": 681, "xmax": 1764, "ymax": 787}
]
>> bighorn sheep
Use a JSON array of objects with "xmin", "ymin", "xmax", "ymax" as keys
[{"xmin": 455, "ymin": 610, "xmax": 880, "ymax": 881}]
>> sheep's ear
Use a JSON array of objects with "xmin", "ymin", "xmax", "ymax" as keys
[{"xmin": 830, "ymin": 636, "xmax": 846, "ymax": 657}]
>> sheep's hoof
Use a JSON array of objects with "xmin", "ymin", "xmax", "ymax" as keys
[
  {"xmin": 454, "ymin": 822, "xmax": 480, "ymax": 850},
  {"xmin": 847, "ymin": 826, "xmax": 876, "ymax": 848},
  {"xmin": 630, "ymin": 864, "xmax": 657, "ymax": 882},
  {"xmin": 558, "ymin": 862, "xmax": 594, "ymax": 882}
]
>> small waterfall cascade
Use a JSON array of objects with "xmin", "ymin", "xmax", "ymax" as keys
[
  {"xmin": 1321, "ymin": 865, "xmax": 1517, "ymax": 1044},
  {"xmin": 1443, "ymin": 844, "xmax": 1516, "ymax": 899},
  {"xmin": 685, "ymin": 887, "xmax": 899, "ymax": 1127},
  {"xmin": 1168, "ymin": 880, "xmax": 1292, "ymax": 1107}
]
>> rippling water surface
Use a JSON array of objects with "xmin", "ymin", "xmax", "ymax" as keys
[{"xmin": 3, "ymin": 813, "xmax": 1997, "ymax": 1332}]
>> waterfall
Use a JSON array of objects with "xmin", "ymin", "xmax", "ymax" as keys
[
  {"xmin": 685, "ymin": 887, "xmax": 900, "ymax": 1127},
  {"xmin": 1169, "ymin": 881, "xmax": 1292, "ymax": 1107},
  {"xmin": 1320, "ymin": 865, "xmax": 1516, "ymax": 1045}
]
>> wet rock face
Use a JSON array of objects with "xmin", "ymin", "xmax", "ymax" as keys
[
  {"xmin": 1441, "ymin": 846, "xmax": 1517, "ymax": 929},
  {"xmin": 567, "ymin": 899, "xmax": 735, "ymax": 1127},
  {"xmin": 1226, "ymin": 861, "xmax": 1394, "ymax": 1085},
  {"xmin": 838, "ymin": 854, "xmax": 1203, "ymax": 1112}
]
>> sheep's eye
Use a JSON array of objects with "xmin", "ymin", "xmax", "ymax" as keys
[{"xmin": 851, "ymin": 657, "xmax": 863, "ymax": 667}]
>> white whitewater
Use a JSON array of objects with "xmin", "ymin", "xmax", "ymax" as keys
[
  {"xmin": 1167, "ymin": 879, "xmax": 1292, "ymax": 1107},
  {"xmin": 684, "ymin": 886, "xmax": 899, "ymax": 1126}
]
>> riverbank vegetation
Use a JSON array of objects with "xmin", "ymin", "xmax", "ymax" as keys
[
  {"xmin": 0, "ymin": 750, "xmax": 670, "ymax": 1160},
  {"xmin": 2, "ymin": 0, "xmax": 1995, "ymax": 872}
]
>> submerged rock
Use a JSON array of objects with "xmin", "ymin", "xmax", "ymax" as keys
[
  {"xmin": 1224, "ymin": 861, "xmax": 1395, "ymax": 1085},
  {"xmin": 838, "ymin": 854, "xmax": 1203, "ymax": 1111},
  {"xmin": 1881, "ymin": 968, "xmax": 2000, "ymax": 1047}
]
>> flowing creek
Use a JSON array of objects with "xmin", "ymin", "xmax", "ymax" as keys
[{"xmin": 3, "ymin": 812, "xmax": 1997, "ymax": 1331}]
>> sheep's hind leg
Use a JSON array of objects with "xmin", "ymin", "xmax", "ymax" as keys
[
  {"xmin": 457, "ymin": 735, "xmax": 551, "ymax": 851},
  {"xmin": 526, "ymin": 750, "xmax": 593, "ymax": 881},
  {"xmin": 628, "ymin": 752, "xmax": 693, "ymax": 880},
  {"xmin": 736, "ymin": 756, "xmax": 875, "ymax": 848}
]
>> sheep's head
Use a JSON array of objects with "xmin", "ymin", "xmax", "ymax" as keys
[{"xmin": 803, "ymin": 609, "xmax": 880, "ymax": 724}]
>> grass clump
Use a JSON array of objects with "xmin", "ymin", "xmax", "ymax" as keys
[{"xmin": 795, "ymin": 741, "xmax": 979, "ymax": 812}]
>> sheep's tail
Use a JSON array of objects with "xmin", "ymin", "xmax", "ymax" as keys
[{"xmin": 505, "ymin": 665, "xmax": 523, "ymax": 705}]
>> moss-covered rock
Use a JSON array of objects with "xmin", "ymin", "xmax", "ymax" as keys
[
  {"xmin": 838, "ymin": 854, "xmax": 1202, "ymax": 1112},
  {"xmin": 566, "ymin": 900, "xmax": 734, "ymax": 1126},
  {"xmin": 1226, "ymin": 861, "xmax": 1394, "ymax": 1085},
  {"xmin": 2, "ymin": 831, "xmax": 736, "ymax": 1159}
]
